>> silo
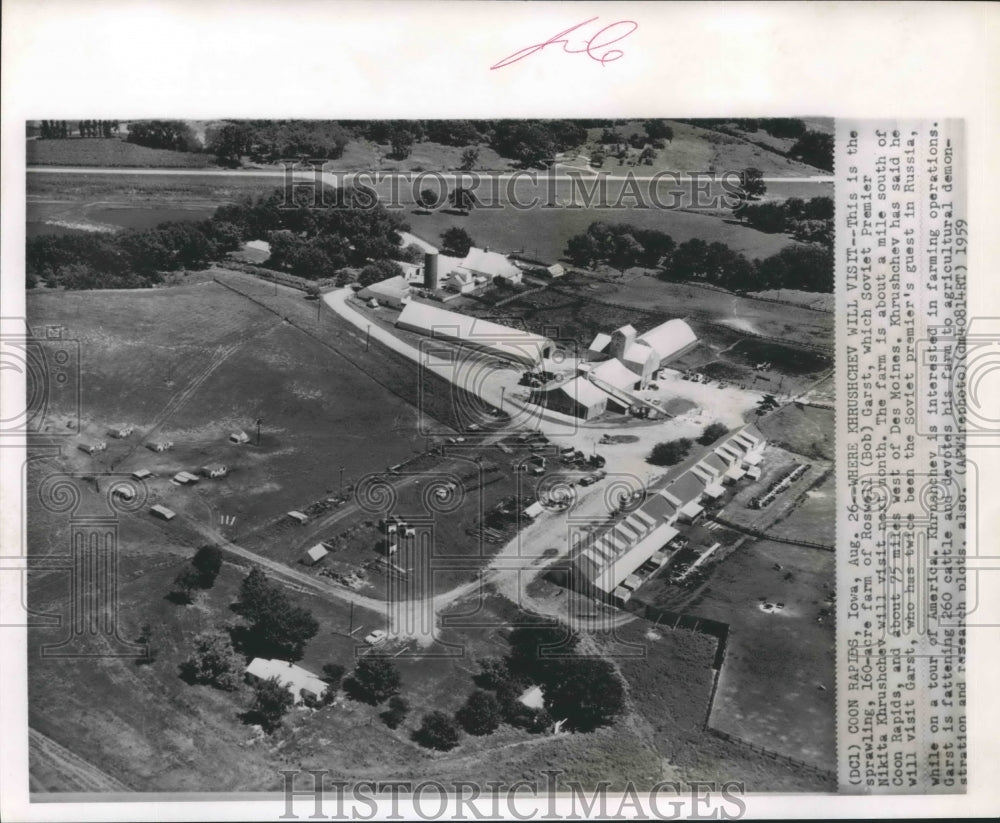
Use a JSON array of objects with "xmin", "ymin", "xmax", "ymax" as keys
[{"xmin": 424, "ymin": 251, "xmax": 439, "ymax": 290}]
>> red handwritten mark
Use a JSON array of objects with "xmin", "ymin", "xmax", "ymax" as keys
[{"xmin": 490, "ymin": 17, "xmax": 638, "ymax": 71}]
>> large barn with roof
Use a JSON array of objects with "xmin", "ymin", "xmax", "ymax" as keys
[
  {"xmin": 395, "ymin": 302, "xmax": 554, "ymax": 367},
  {"xmin": 587, "ymin": 319, "xmax": 698, "ymax": 387}
]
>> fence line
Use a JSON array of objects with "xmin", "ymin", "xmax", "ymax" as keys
[{"xmin": 706, "ymin": 514, "xmax": 835, "ymax": 551}]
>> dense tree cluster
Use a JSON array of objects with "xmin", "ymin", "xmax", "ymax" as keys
[
  {"xmin": 648, "ymin": 438, "xmax": 693, "ymax": 466},
  {"xmin": 247, "ymin": 676, "xmax": 294, "ymax": 732},
  {"xmin": 564, "ymin": 222, "xmax": 676, "ymax": 270},
  {"xmin": 660, "ymin": 236, "xmax": 833, "ymax": 293},
  {"xmin": 26, "ymin": 218, "xmax": 243, "ymax": 290},
  {"xmin": 488, "ymin": 120, "xmax": 587, "ymax": 167},
  {"xmin": 181, "ymin": 629, "xmax": 244, "ymax": 690},
  {"xmin": 219, "ymin": 186, "xmax": 407, "ymax": 279},
  {"xmin": 697, "ymin": 423, "xmax": 729, "ymax": 446},
  {"xmin": 471, "ymin": 617, "xmax": 625, "ymax": 733},
  {"xmin": 28, "ymin": 183, "xmax": 408, "ymax": 291},
  {"xmin": 734, "ymin": 196, "xmax": 834, "ymax": 247},
  {"xmin": 788, "ymin": 130, "xmax": 834, "ymax": 172},
  {"xmin": 127, "ymin": 120, "xmax": 200, "ymax": 152},
  {"xmin": 344, "ymin": 656, "xmax": 401, "ymax": 704},
  {"xmin": 233, "ymin": 568, "xmax": 319, "ymax": 661},
  {"xmin": 37, "ymin": 120, "xmax": 119, "ymax": 139}
]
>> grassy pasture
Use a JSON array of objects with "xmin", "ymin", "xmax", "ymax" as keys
[{"xmin": 28, "ymin": 138, "xmax": 218, "ymax": 168}]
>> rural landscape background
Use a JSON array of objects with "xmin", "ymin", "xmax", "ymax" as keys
[{"xmin": 25, "ymin": 118, "xmax": 836, "ymax": 794}]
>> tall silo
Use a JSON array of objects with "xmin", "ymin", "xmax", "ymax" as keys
[{"xmin": 424, "ymin": 251, "xmax": 439, "ymax": 290}]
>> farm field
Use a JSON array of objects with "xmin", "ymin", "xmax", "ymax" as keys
[
  {"xmin": 27, "ymin": 138, "xmax": 219, "ymax": 168},
  {"xmin": 639, "ymin": 538, "xmax": 835, "ymax": 772},
  {"xmin": 768, "ymin": 470, "xmax": 836, "ymax": 546},
  {"xmin": 25, "ymin": 277, "xmax": 439, "ymax": 535},
  {"xmin": 756, "ymin": 403, "xmax": 835, "ymax": 461},
  {"xmin": 609, "ymin": 618, "xmax": 830, "ymax": 790}
]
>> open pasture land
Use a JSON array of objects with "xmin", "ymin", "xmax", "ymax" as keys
[
  {"xmin": 560, "ymin": 276, "xmax": 834, "ymax": 350},
  {"xmin": 27, "ymin": 172, "xmax": 279, "ymax": 237},
  {"xmin": 408, "ymin": 191, "xmax": 798, "ymax": 265},
  {"xmin": 609, "ymin": 617, "xmax": 829, "ymax": 790},
  {"xmin": 756, "ymin": 402, "xmax": 835, "ymax": 461},
  {"xmin": 27, "ymin": 279, "xmax": 432, "ymax": 534},
  {"xmin": 27, "ymin": 138, "xmax": 219, "ymax": 168},
  {"xmin": 660, "ymin": 539, "xmax": 835, "ymax": 772},
  {"xmin": 583, "ymin": 119, "xmax": 832, "ymax": 179},
  {"xmin": 28, "ymin": 547, "xmax": 386, "ymax": 793},
  {"xmin": 768, "ymin": 470, "xmax": 836, "ymax": 546}
]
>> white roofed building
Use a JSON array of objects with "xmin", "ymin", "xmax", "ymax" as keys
[
  {"xmin": 529, "ymin": 376, "xmax": 607, "ymax": 420},
  {"xmin": 245, "ymin": 658, "xmax": 327, "ymax": 705},
  {"xmin": 396, "ymin": 302, "xmax": 553, "ymax": 367}
]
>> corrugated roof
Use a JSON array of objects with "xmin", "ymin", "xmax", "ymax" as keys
[{"xmin": 666, "ymin": 471, "xmax": 705, "ymax": 506}]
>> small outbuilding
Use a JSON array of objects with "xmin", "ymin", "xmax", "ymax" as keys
[
  {"xmin": 131, "ymin": 468, "xmax": 152, "ymax": 480},
  {"xmin": 303, "ymin": 544, "xmax": 329, "ymax": 565},
  {"xmin": 229, "ymin": 431, "xmax": 250, "ymax": 445},
  {"xmin": 287, "ymin": 510, "xmax": 309, "ymax": 525},
  {"xmin": 150, "ymin": 504, "xmax": 176, "ymax": 521},
  {"xmin": 245, "ymin": 658, "xmax": 326, "ymax": 705},
  {"xmin": 523, "ymin": 501, "xmax": 545, "ymax": 519}
]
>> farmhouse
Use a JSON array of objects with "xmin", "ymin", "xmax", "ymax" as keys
[
  {"xmin": 149, "ymin": 504, "xmax": 176, "ymax": 521},
  {"xmin": 245, "ymin": 658, "xmax": 326, "ymax": 705},
  {"xmin": 528, "ymin": 376, "xmax": 607, "ymax": 420},
  {"xmin": 109, "ymin": 425, "xmax": 134, "ymax": 439},
  {"xmin": 147, "ymin": 440, "xmax": 173, "ymax": 452},
  {"xmin": 457, "ymin": 247, "xmax": 523, "ymax": 286},
  {"xmin": 201, "ymin": 464, "xmax": 229, "ymax": 479},
  {"xmin": 395, "ymin": 302, "xmax": 554, "ymax": 367},
  {"xmin": 357, "ymin": 275, "xmax": 412, "ymax": 310}
]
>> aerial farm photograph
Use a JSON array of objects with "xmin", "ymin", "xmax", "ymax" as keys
[{"xmin": 23, "ymin": 118, "xmax": 836, "ymax": 795}]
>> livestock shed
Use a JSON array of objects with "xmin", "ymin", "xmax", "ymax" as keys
[
  {"xmin": 396, "ymin": 302, "xmax": 553, "ymax": 367},
  {"xmin": 131, "ymin": 468, "xmax": 152, "ymax": 480},
  {"xmin": 529, "ymin": 377, "xmax": 607, "ymax": 420},
  {"xmin": 287, "ymin": 511, "xmax": 309, "ymax": 525}
]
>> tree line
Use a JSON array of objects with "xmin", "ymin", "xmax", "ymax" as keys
[
  {"xmin": 563, "ymin": 216, "xmax": 833, "ymax": 293},
  {"xmin": 37, "ymin": 120, "xmax": 120, "ymax": 139},
  {"xmin": 26, "ymin": 184, "xmax": 407, "ymax": 290},
  {"xmin": 734, "ymin": 196, "xmax": 834, "ymax": 247}
]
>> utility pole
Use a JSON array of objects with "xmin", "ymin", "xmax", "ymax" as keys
[
  {"xmin": 256, "ymin": 418, "xmax": 263, "ymax": 446},
  {"xmin": 340, "ymin": 465, "xmax": 345, "ymax": 495}
]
